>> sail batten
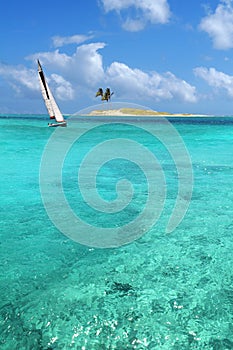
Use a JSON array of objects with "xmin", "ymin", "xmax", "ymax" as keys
[{"xmin": 37, "ymin": 60, "xmax": 66, "ymax": 126}]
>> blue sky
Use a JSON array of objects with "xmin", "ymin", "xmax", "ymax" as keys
[{"xmin": 1, "ymin": 0, "xmax": 233, "ymax": 115}]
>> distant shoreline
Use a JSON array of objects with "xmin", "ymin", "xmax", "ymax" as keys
[{"xmin": 83, "ymin": 108, "xmax": 208, "ymax": 117}]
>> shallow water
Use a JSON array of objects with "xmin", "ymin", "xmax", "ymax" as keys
[{"xmin": 1, "ymin": 115, "xmax": 233, "ymax": 349}]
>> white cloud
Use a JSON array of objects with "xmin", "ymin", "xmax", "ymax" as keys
[
  {"xmin": 107, "ymin": 62, "xmax": 197, "ymax": 102},
  {"xmin": 0, "ymin": 64, "xmax": 38, "ymax": 93},
  {"xmin": 29, "ymin": 42, "xmax": 105, "ymax": 86},
  {"xmin": 0, "ymin": 62, "xmax": 75, "ymax": 101},
  {"xmin": 101, "ymin": 0, "xmax": 131, "ymax": 11},
  {"xmin": 52, "ymin": 34, "xmax": 94, "ymax": 48},
  {"xmin": 29, "ymin": 50, "xmax": 71, "ymax": 68},
  {"xmin": 0, "ymin": 42, "xmax": 106, "ymax": 103},
  {"xmin": 122, "ymin": 18, "xmax": 145, "ymax": 32},
  {"xmin": 50, "ymin": 74, "xmax": 74, "ymax": 100},
  {"xmin": 100, "ymin": 0, "xmax": 171, "ymax": 31},
  {"xmin": 35, "ymin": 43, "xmax": 105, "ymax": 87},
  {"xmin": 194, "ymin": 66, "xmax": 233, "ymax": 97},
  {"xmin": 71, "ymin": 43, "xmax": 106, "ymax": 85},
  {"xmin": 0, "ymin": 42, "xmax": 197, "ymax": 108},
  {"xmin": 199, "ymin": 0, "xmax": 233, "ymax": 49}
]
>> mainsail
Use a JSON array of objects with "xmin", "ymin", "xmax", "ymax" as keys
[{"xmin": 37, "ymin": 60, "xmax": 66, "ymax": 126}]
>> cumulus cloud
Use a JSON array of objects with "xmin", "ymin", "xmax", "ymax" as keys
[
  {"xmin": 0, "ymin": 64, "xmax": 38, "ymax": 93},
  {"xmin": 0, "ymin": 41, "xmax": 106, "ymax": 105},
  {"xmin": 29, "ymin": 42, "xmax": 106, "ymax": 86},
  {"xmin": 100, "ymin": 0, "xmax": 171, "ymax": 31},
  {"xmin": 199, "ymin": 0, "xmax": 233, "ymax": 49},
  {"xmin": 50, "ymin": 74, "xmax": 74, "ymax": 100},
  {"xmin": 107, "ymin": 62, "xmax": 197, "ymax": 102},
  {"xmin": 71, "ymin": 43, "xmax": 105, "ymax": 85},
  {"xmin": 0, "ymin": 61, "xmax": 75, "ymax": 101},
  {"xmin": 0, "ymin": 39, "xmax": 198, "ymax": 108},
  {"xmin": 194, "ymin": 66, "xmax": 233, "ymax": 96},
  {"xmin": 52, "ymin": 34, "xmax": 94, "ymax": 48}
]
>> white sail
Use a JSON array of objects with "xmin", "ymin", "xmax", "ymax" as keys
[{"xmin": 37, "ymin": 60, "xmax": 66, "ymax": 124}]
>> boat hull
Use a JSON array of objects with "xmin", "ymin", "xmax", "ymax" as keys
[{"xmin": 48, "ymin": 122, "xmax": 67, "ymax": 127}]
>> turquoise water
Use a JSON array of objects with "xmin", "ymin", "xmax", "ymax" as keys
[{"xmin": 1, "ymin": 114, "xmax": 233, "ymax": 349}]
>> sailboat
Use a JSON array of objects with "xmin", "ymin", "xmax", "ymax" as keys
[{"xmin": 37, "ymin": 60, "xmax": 67, "ymax": 127}]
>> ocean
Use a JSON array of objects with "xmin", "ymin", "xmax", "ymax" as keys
[{"xmin": 1, "ymin": 114, "xmax": 233, "ymax": 349}]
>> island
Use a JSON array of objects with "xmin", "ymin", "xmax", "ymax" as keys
[{"xmin": 86, "ymin": 108, "xmax": 204, "ymax": 117}]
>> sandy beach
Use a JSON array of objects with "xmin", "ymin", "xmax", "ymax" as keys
[{"xmin": 86, "ymin": 108, "xmax": 207, "ymax": 117}]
